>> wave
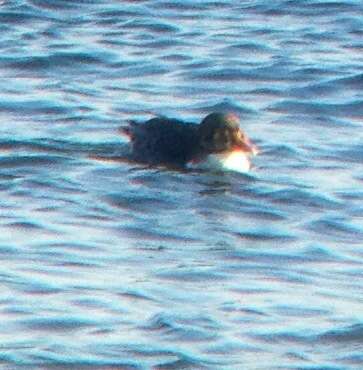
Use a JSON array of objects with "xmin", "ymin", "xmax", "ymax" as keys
[{"xmin": 269, "ymin": 100, "xmax": 363, "ymax": 119}]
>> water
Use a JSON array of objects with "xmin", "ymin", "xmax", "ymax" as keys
[{"xmin": 1, "ymin": 0, "xmax": 363, "ymax": 369}]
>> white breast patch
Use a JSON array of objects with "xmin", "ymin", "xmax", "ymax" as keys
[{"xmin": 188, "ymin": 151, "xmax": 251, "ymax": 173}]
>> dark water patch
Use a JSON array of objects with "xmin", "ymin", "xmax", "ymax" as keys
[
  {"xmin": 20, "ymin": 315, "xmax": 97, "ymax": 331},
  {"xmin": 98, "ymin": 38, "xmax": 136, "ymax": 48},
  {"xmin": 23, "ymin": 178, "xmax": 86, "ymax": 196},
  {"xmin": 180, "ymin": 30, "xmax": 204, "ymax": 39},
  {"xmin": 0, "ymin": 98, "xmax": 70, "ymax": 115},
  {"xmin": 240, "ymin": 207, "xmax": 287, "ymax": 221},
  {"xmin": 287, "ymin": 349, "xmax": 319, "ymax": 367},
  {"xmin": 93, "ymin": 344, "xmax": 213, "ymax": 370},
  {"xmin": 259, "ymin": 187, "xmax": 342, "ymax": 210},
  {"xmin": 41, "ymin": 27, "xmax": 65, "ymax": 41},
  {"xmin": 288, "ymin": 84, "xmax": 338, "ymax": 99},
  {"xmin": 335, "ymin": 14, "xmax": 363, "ymax": 30},
  {"xmin": 288, "ymin": 365, "xmax": 345, "ymax": 370},
  {"xmin": 172, "ymin": 59, "xmax": 212, "ymax": 72},
  {"xmin": 151, "ymin": 1, "xmax": 210, "ymax": 11},
  {"xmin": 279, "ymin": 39, "xmax": 314, "ymax": 50},
  {"xmin": 0, "ymin": 155, "xmax": 72, "ymax": 169},
  {"xmin": 319, "ymin": 323, "xmax": 363, "ymax": 343},
  {"xmin": 11, "ymin": 279, "xmax": 62, "ymax": 295},
  {"xmin": 3, "ymin": 51, "xmax": 114, "ymax": 71},
  {"xmin": 161, "ymin": 53, "xmax": 193, "ymax": 62},
  {"xmin": 257, "ymin": 0, "xmax": 361, "ymax": 17},
  {"xmin": 120, "ymin": 225, "xmax": 198, "ymax": 244},
  {"xmin": 5, "ymin": 221, "xmax": 44, "ymax": 231},
  {"xmin": 201, "ymin": 1, "xmax": 232, "ymax": 10},
  {"xmin": 154, "ymin": 359, "xmax": 209, "ymax": 370},
  {"xmin": 0, "ymin": 182, "xmax": 13, "ymax": 191},
  {"xmin": 145, "ymin": 312, "xmax": 219, "ymax": 342},
  {"xmin": 0, "ymin": 10, "xmax": 54, "ymax": 24},
  {"xmin": 1, "ymin": 306, "xmax": 34, "ymax": 317},
  {"xmin": 155, "ymin": 266, "xmax": 229, "ymax": 282},
  {"xmin": 185, "ymin": 61, "xmax": 314, "ymax": 83},
  {"xmin": 235, "ymin": 228, "xmax": 296, "ymax": 242},
  {"xmin": 275, "ymin": 114, "xmax": 357, "ymax": 130},
  {"xmin": 114, "ymin": 343, "xmax": 209, "ymax": 366},
  {"xmin": 76, "ymin": 211, "xmax": 114, "ymax": 223},
  {"xmin": 220, "ymin": 41, "xmax": 274, "ymax": 54},
  {"xmin": 246, "ymin": 2, "xmax": 288, "ymax": 16},
  {"xmin": 0, "ymin": 139, "xmax": 125, "ymax": 163},
  {"xmin": 262, "ymin": 143, "xmax": 301, "ymax": 159},
  {"xmin": 188, "ymin": 98, "xmax": 255, "ymax": 115},
  {"xmin": 243, "ymin": 26, "xmax": 284, "ymax": 37},
  {"xmin": 0, "ymin": 245, "xmax": 18, "ymax": 256},
  {"xmin": 271, "ymin": 305, "xmax": 329, "ymax": 318},
  {"xmin": 300, "ymin": 244, "xmax": 346, "ymax": 263},
  {"xmin": 0, "ymin": 173, "xmax": 20, "ymax": 181},
  {"xmin": 61, "ymin": 84, "xmax": 103, "ymax": 98},
  {"xmin": 105, "ymin": 192, "xmax": 176, "ymax": 213},
  {"xmin": 307, "ymin": 217, "xmax": 363, "ymax": 242},
  {"xmin": 96, "ymin": 7, "xmax": 150, "ymax": 21},
  {"xmin": 71, "ymin": 297, "xmax": 122, "ymax": 311},
  {"xmin": 109, "ymin": 63, "xmax": 170, "ymax": 78},
  {"xmin": 248, "ymin": 87, "xmax": 284, "ymax": 97},
  {"xmin": 305, "ymin": 1, "xmax": 360, "ymax": 11},
  {"xmin": 31, "ymin": 253, "xmax": 104, "ymax": 271},
  {"xmin": 129, "ymin": 169, "xmax": 192, "ymax": 190},
  {"xmin": 29, "ymin": 0, "xmax": 98, "ymax": 11},
  {"xmin": 220, "ymin": 302, "xmax": 266, "ymax": 317},
  {"xmin": 251, "ymin": 329, "xmax": 312, "ymax": 345},
  {"xmin": 184, "ymin": 67, "xmax": 248, "ymax": 82},
  {"xmin": 224, "ymin": 248, "xmax": 318, "ymax": 266},
  {"xmin": 335, "ymin": 73, "xmax": 363, "ymax": 88},
  {"xmin": 348, "ymin": 206, "xmax": 363, "ymax": 217},
  {"xmin": 343, "ymin": 42, "xmax": 363, "ymax": 52},
  {"xmin": 336, "ymin": 144, "xmax": 363, "ymax": 163},
  {"xmin": 122, "ymin": 19, "xmax": 180, "ymax": 34},
  {"xmin": 185, "ymin": 67, "xmax": 279, "ymax": 82},
  {"xmin": 22, "ymin": 357, "xmax": 141, "ymax": 370},
  {"xmin": 140, "ymin": 38, "xmax": 191, "ymax": 49},
  {"xmin": 302, "ymin": 30, "xmax": 345, "ymax": 42},
  {"xmin": 55, "ymin": 258, "xmax": 106, "ymax": 269},
  {"xmin": 35, "ymin": 242, "xmax": 100, "ymax": 252},
  {"xmin": 118, "ymin": 289, "xmax": 156, "ymax": 302},
  {"xmin": 334, "ymin": 189, "xmax": 363, "ymax": 201},
  {"xmin": 259, "ymin": 267, "xmax": 313, "ymax": 285},
  {"xmin": 289, "ymin": 73, "xmax": 363, "ymax": 98},
  {"xmin": 338, "ymin": 354, "xmax": 363, "ymax": 366},
  {"xmin": 268, "ymin": 100, "xmax": 363, "ymax": 119}
]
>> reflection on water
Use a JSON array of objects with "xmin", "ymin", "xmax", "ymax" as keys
[{"xmin": 1, "ymin": 0, "xmax": 363, "ymax": 369}]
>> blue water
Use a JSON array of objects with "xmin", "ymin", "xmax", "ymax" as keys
[{"xmin": 1, "ymin": 0, "xmax": 363, "ymax": 369}]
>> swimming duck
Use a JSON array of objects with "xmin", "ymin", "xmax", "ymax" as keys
[{"xmin": 121, "ymin": 112, "xmax": 258, "ymax": 173}]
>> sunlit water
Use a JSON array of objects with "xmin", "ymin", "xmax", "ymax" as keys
[{"xmin": 1, "ymin": 1, "xmax": 363, "ymax": 369}]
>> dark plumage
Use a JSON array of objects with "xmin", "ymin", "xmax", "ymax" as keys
[
  {"xmin": 121, "ymin": 112, "xmax": 257, "ymax": 168},
  {"xmin": 123, "ymin": 117, "xmax": 199, "ymax": 165}
]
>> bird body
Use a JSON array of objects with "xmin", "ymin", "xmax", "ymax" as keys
[
  {"xmin": 124, "ymin": 118, "xmax": 200, "ymax": 166},
  {"xmin": 121, "ymin": 112, "xmax": 257, "ymax": 173}
]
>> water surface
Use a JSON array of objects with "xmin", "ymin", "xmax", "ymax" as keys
[{"xmin": 1, "ymin": 0, "xmax": 363, "ymax": 369}]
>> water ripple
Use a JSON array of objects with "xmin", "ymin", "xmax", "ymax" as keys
[
  {"xmin": 1, "ymin": 0, "xmax": 362, "ymax": 369},
  {"xmin": 0, "ymin": 154, "xmax": 72, "ymax": 168},
  {"xmin": 2, "ymin": 51, "xmax": 114, "ymax": 71},
  {"xmin": 320, "ymin": 323, "xmax": 363, "ymax": 343},
  {"xmin": 269, "ymin": 100, "xmax": 363, "ymax": 119}
]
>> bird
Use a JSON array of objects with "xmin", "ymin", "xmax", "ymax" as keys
[{"xmin": 120, "ymin": 112, "xmax": 258, "ymax": 173}]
